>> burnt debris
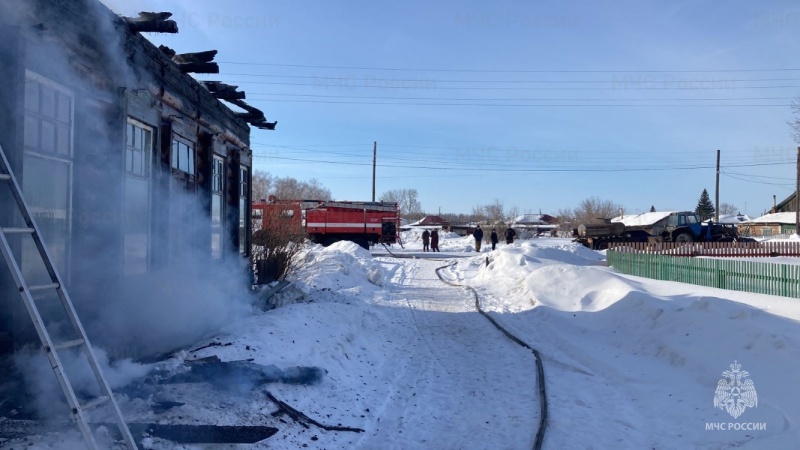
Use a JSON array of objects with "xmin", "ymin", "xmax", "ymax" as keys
[
  {"xmin": 123, "ymin": 11, "xmax": 179, "ymax": 34},
  {"xmin": 201, "ymin": 81, "xmax": 247, "ymax": 101},
  {"xmin": 229, "ymin": 99, "xmax": 278, "ymax": 130},
  {"xmin": 158, "ymin": 46, "xmax": 220, "ymax": 73}
]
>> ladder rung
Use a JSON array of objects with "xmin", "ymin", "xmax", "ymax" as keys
[
  {"xmin": 0, "ymin": 174, "xmax": 9, "ymax": 180},
  {"xmin": 81, "ymin": 395, "xmax": 110, "ymax": 412},
  {"xmin": 28, "ymin": 283, "xmax": 60, "ymax": 292},
  {"xmin": 1, "ymin": 227, "xmax": 35, "ymax": 234},
  {"xmin": 53, "ymin": 338, "xmax": 85, "ymax": 350}
]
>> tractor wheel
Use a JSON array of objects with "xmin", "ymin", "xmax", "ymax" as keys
[{"xmin": 674, "ymin": 232, "xmax": 693, "ymax": 243}]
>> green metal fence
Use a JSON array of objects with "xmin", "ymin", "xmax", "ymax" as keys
[{"xmin": 607, "ymin": 251, "xmax": 800, "ymax": 299}]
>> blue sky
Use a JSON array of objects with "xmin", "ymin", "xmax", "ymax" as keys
[{"xmin": 104, "ymin": 0, "xmax": 800, "ymax": 217}]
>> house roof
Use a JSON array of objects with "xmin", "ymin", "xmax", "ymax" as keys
[
  {"xmin": 745, "ymin": 212, "xmax": 797, "ymax": 224},
  {"xmin": 512, "ymin": 213, "xmax": 558, "ymax": 225},
  {"xmin": 406, "ymin": 215, "xmax": 450, "ymax": 227},
  {"xmin": 611, "ymin": 211, "xmax": 675, "ymax": 227},
  {"xmin": 775, "ymin": 192, "xmax": 796, "ymax": 211}
]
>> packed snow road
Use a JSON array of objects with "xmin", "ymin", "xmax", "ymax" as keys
[{"xmin": 356, "ymin": 258, "xmax": 539, "ymax": 449}]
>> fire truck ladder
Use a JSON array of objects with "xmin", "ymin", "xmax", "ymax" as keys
[{"xmin": 0, "ymin": 145, "xmax": 137, "ymax": 450}]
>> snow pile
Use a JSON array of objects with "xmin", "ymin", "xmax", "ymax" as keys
[
  {"xmin": 467, "ymin": 239, "xmax": 800, "ymax": 449},
  {"xmin": 272, "ymin": 241, "xmax": 386, "ymax": 308}
]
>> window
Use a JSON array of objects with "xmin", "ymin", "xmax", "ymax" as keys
[
  {"xmin": 21, "ymin": 72, "xmax": 73, "ymax": 283},
  {"xmin": 239, "ymin": 167, "xmax": 249, "ymax": 256},
  {"xmin": 211, "ymin": 156, "xmax": 224, "ymax": 259},
  {"xmin": 171, "ymin": 138, "xmax": 195, "ymax": 175},
  {"xmin": 123, "ymin": 119, "xmax": 153, "ymax": 275},
  {"xmin": 761, "ymin": 228, "xmax": 773, "ymax": 237}
]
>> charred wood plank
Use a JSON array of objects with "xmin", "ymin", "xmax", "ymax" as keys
[
  {"xmin": 266, "ymin": 390, "xmax": 364, "ymax": 433},
  {"xmin": 0, "ymin": 420, "xmax": 278, "ymax": 445},
  {"xmin": 159, "ymin": 45, "xmax": 176, "ymax": 58},
  {"xmin": 124, "ymin": 12, "xmax": 178, "ymax": 33},
  {"xmin": 177, "ymin": 62, "xmax": 219, "ymax": 74},
  {"xmin": 173, "ymin": 50, "xmax": 218, "ymax": 64},
  {"xmin": 126, "ymin": 423, "xmax": 278, "ymax": 444},
  {"xmin": 252, "ymin": 120, "xmax": 278, "ymax": 130},
  {"xmin": 201, "ymin": 81, "xmax": 247, "ymax": 100}
]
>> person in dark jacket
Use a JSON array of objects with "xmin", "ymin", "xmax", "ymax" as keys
[
  {"xmin": 421, "ymin": 229, "xmax": 430, "ymax": 252},
  {"xmin": 490, "ymin": 228, "xmax": 499, "ymax": 250},
  {"xmin": 431, "ymin": 229, "xmax": 440, "ymax": 252},
  {"xmin": 473, "ymin": 225, "xmax": 484, "ymax": 252},
  {"xmin": 505, "ymin": 226, "xmax": 516, "ymax": 244}
]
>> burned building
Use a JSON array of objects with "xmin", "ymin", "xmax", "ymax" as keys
[{"xmin": 0, "ymin": 0, "xmax": 274, "ymax": 357}]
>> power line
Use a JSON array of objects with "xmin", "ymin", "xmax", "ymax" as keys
[
  {"xmin": 244, "ymin": 99, "xmax": 789, "ymax": 107},
  {"xmin": 252, "ymin": 154, "xmax": 794, "ymax": 172},
  {"xmin": 205, "ymin": 73, "xmax": 800, "ymax": 84},
  {"xmin": 245, "ymin": 93, "xmax": 790, "ymax": 102},
  {"xmin": 208, "ymin": 80, "xmax": 800, "ymax": 91},
  {"xmin": 721, "ymin": 172, "xmax": 795, "ymax": 188},
  {"xmin": 217, "ymin": 61, "xmax": 800, "ymax": 74}
]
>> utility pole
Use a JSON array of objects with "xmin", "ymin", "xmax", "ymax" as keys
[
  {"xmin": 372, "ymin": 141, "xmax": 377, "ymax": 202},
  {"xmin": 715, "ymin": 149, "xmax": 720, "ymax": 223},
  {"xmin": 796, "ymin": 146, "xmax": 799, "ymax": 235}
]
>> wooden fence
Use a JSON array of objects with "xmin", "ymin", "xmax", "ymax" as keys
[
  {"xmin": 607, "ymin": 241, "xmax": 800, "ymax": 257},
  {"xmin": 607, "ymin": 251, "xmax": 800, "ymax": 299}
]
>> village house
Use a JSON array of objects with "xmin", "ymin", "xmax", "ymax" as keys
[
  {"xmin": 0, "ymin": 0, "xmax": 274, "ymax": 355},
  {"xmin": 740, "ymin": 212, "xmax": 797, "ymax": 238}
]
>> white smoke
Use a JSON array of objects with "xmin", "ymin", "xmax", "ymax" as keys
[{"xmin": 2, "ymin": 0, "xmax": 257, "ymax": 427}]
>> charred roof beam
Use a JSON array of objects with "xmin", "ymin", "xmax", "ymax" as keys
[
  {"xmin": 228, "ymin": 99, "xmax": 277, "ymax": 131},
  {"xmin": 124, "ymin": 12, "xmax": 178, "ymax": 34},
  {"xmin": 201, "ymin": 81, "xmax": 246, "ymax": 101}
]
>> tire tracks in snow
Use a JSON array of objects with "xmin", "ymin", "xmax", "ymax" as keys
[
  {"xmin": 362, "ymin": 257, "xmax": 538, "ymax": 449},
  {"xmin": 435, "ymin": 262, "xmax": 548, "ymax": 450}
]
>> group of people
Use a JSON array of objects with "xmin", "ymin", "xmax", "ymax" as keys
[
  {"xmin": 420, "ymin": 225, "xmax": 516, "ymax": 252},
  {"xmin": 421, "ymin": 228, "xmax": 440, "ymax": 252},
  {"xmin": 473, "ymin": 224, "xmax": 515, "ymax": 251}
]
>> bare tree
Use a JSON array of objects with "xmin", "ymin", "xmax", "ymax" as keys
[
  {"xmin": 718, "ymin": 202, "xmax": 739, "ymax": 215},
  {"xmin": 791, "ymin": 99, "xmax": 800, "ymax": 143},
  {"xmin": 507, "ymin": 205, "xmax": 520, "ymax": 223},
  {"xmin": 482, "ymin": 199, "xmax": 505, "ymax": 224},
  {"xmin": 254, "ymin": 173, "xmax": 333, "ymax": 201},
  {"xmin": 380, "ymin": 188, "xmax": 422, "ymax": 217},
  {"xmin": 572, "ymin": 197, "xmax": 624, "ymax": 225},
  {"xmin": 252, "ymin": 170, "xmax": 273, "ymax": 202},
  {"xmin": 251, "ymin": 204, "xmax": 307, "ymax": 283}
]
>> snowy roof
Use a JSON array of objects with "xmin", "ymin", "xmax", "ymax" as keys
[
  {"xmin": 406, "ymin": 215, "xmax": 450, "ymax": 227},
  {"xmin": 703, "ymin": 214, "xmax": 752, "ymax": 224},
  {"xmin": 745, "ymin": 212, "xmax": 797, "ymax": 224},
  {"xmin": 512, "ymin": 213, "xmax": 557, "ymax": 225},
  {"xmin": 611, "ymin": 211, "xmax": 675, "ymax": 227}
]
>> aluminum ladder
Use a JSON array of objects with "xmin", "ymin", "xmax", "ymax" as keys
[{"xmin": 0, "ymin": 145, "xmax": 137, "ymax": 450}]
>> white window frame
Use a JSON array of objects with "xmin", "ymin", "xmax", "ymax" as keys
[
  {"xmin": 123, "ymin": 117, "xmax": 154, "ymax": 276},
  {"xmin": 22, "ymin": 70, "xmax": 74, "ymax": 281},
  {"xmin": 211, "ymin": 155, "xmax": 225, "ymax": 259}
]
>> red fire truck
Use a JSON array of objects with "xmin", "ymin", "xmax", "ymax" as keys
[{"xmin": 252, "ymin": 198, "xmax": 401, "ymax": 249}]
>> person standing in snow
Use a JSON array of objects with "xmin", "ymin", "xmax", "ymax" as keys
[
  {"xmin": 505, "ymin": 226, "xmax": 516, "ymax": 245},
  {"xmin": 490, "ymin": 228, "xmax": 499, "ymax": 250},
  {"xmin": 422, "ymin": 229, "xmax": 430, "ymax": 252},
  {"xmin": 473, "ymin": 225, "xmax": 484, "ymax": 252},
  {"xmin": 431, "ymin": 229, "xmax": 440, "ymax": 252}
]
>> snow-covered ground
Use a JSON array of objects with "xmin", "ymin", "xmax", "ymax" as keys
[{"xmin": 5, "ymin": 232, "xmax": 800, "ymax": 449}]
